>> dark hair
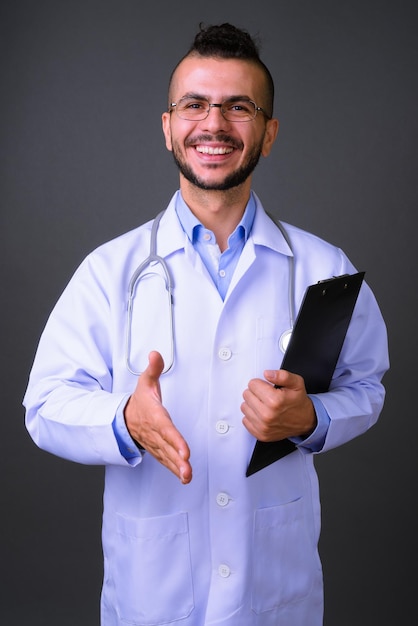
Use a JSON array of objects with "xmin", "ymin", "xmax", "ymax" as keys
[
  {"xmin": 189, "ymin": 22, "xmax": 261, "ymax": 59},
  {"xmin": 169, "ymin": 23, "xmax": 275, "ymax": 117}
]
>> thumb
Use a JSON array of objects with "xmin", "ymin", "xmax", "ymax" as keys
[
  {"xmin": 135, "ymin": 351, "xmax": 165, "ymax": 404},
  {"xmin": 265, "ymin": 369, "xmax": 304, "ymax": 391},
  {"xmin": 144, "ymin": 351, "xmax": 165, "ymax": 382},
  {"xmin": 264, "ymin": 369, "xmax": 292, "ymax": 388}
]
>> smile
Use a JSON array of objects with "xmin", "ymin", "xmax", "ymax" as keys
[{"xmin": 195, "ymin": 145, "xmax": 234, "ymax": 155}]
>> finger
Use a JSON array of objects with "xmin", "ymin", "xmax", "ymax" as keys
[
  {"xmin": 137, "ymin": 351, "xmax": 165, "ymax": 403},
  {"xmin": 144, "ymin": 350, "xmax": 165, "ymax": 382},
  {"xmin": 178, "ymin": 449, "xmax": 193, "ymax": 484},
  {"xmin": 264, "ymin": 369, "xmax": 303, "ymax": 390},
  {"xmin": 160, "ymin": 444, "xmax": 193, "ymax": 485},
  {"xmin": 144, "ymin": 415, "xmax": 192, "ymax": 481},
  {"xmin": 245, "ymin": 379, "xmax": 279, "ymax": 409},
  {"xmin": 242, "ymin": 392, "xmax": 271, "ymax": 423},
  {"xmin": 159, "ymin": 418, "xmax": 190, "ymax": 460},
  {"xmin": 152, "ymin": 441, "xmax": 192, "ymax": 482}
]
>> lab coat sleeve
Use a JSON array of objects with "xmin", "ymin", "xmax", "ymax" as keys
[
  {"xmin": 23, "ymin": 255, "xmax": 143, "ymax": 467},
  {"xmin": 313, "ymin": 279, "xmax": 389, "ymax": 452}
]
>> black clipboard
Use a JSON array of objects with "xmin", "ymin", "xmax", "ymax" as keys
[{"xmin": 246, "ymin": 271, "xmax": 365, "ymax": 477}]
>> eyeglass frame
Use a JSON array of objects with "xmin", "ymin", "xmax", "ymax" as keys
[{"xmin": 169, "ymin": 96, "xmax": 271, "ymax": 122}]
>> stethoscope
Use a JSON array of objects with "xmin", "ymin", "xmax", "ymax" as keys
[{"xmin": 125, "ymin": 210, "xmax": 295, "ymax": 376}]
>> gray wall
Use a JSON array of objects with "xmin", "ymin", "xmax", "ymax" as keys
[{"xmin": 1, "ymin": 1, "xmax": 416, "ymax": 624}]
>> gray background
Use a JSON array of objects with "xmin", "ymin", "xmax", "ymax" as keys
[{"xmin": 1, "ymin": 0, "xmax": 417, "ymax": 624}]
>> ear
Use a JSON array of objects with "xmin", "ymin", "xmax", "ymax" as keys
[
  {"xmin": 162, "ymin": 112, "xmax": 173, "ymax": 151},
  {"xmin": 261, "ymin": 118, "xmax": 279, "ymax": 157}
]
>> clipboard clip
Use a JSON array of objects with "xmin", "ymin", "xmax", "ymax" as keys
[
  {"xmin": 317, "ymin": 274, "xmax": 350, "ymax": 283},
  {"xmin": 318, "ymin": 274, "xmax": 351, "ymax": 295}
]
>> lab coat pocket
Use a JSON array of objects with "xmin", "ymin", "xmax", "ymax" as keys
[
  {"xmin": 251, "ymin": 498, "xmax": 315, "ymax": 613},
  {"xmin": 115, "ymin": 511, "xmax": 194, "ymax": 625}
]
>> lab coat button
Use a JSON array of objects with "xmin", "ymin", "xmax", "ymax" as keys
[
  {"xmin": 216, "ymin": 492, "xmax": 230, "ymax": 507},
  {"xmin": 215, "ymin": 420, "xmax": 229, "ymax": 434},
  {"xmin": 218, "ymin": 347, "xmax": 232, "ymax": 360},
  {"xmin": 218, "ymin": 564, "xmax": 231, "ymax": 578}
]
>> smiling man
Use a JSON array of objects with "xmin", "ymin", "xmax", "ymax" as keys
[
  {"xmin": 163, "ymin": 56, "xmax": 277, "ymax": 193},
  {"xmin": 24, "ymin": 23, "xmax": 389, "ymax": 626}
]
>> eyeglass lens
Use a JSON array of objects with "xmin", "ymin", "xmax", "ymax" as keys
[{"xmin": 174, "ymin": 97, "xmax": 257, "ymax": 121}]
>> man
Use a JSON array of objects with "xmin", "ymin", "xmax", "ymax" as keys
[{"xmin": 24, "ymin": 23, "xmax": 389, "ymax": 626}]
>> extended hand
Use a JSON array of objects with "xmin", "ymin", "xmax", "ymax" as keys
[
  {"xmin": 124, "ymin": 351, "xmax": 192, "ymax": 484},
  {"xmin": 241, "ymin": 369, "xmax": 316, "ymax": 442}
]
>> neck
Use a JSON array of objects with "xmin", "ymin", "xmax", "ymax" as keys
[{"xmin": 180, "ymin": 180, "xmax": 251, "ymax": 252}]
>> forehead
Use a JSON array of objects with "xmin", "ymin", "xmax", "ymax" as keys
[{"xmin": 170, "ymin": 56, "xmax": 267, "ymax": 101}]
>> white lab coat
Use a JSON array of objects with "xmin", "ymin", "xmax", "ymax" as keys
[{"xmin": 24, "ymin": 192, "xmax": 388, "ymax": 625}]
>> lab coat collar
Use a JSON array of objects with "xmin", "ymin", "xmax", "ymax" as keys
[
  {"xmin": 152, "ymin": 192, "xmax": 189, "ymax": 258},
  {"xmin": 250, "ymin": 192, "xmax": 294, "ymax": 258}
]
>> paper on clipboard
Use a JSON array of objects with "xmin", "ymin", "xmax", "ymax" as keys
[{"xmin": 246, "ymin": 271, "xmax": 365, "ymax": 477}]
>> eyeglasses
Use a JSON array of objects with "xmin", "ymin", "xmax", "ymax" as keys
[{"xmin": 169, "ymin": 96, "xmax": 270, "ymax": 122}]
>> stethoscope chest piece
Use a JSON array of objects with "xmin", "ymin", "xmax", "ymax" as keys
[{"xmin": 279, "ymin": 328, "xmax": 293, "ymax": 354}]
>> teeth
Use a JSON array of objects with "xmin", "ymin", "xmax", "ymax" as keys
[{"xmin": 196, "ymin": 145, "xmax": 233, "ymax": 155}]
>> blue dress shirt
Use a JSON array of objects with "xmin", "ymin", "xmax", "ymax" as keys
[{"xmin": 175, "ymin": 192, "xmax": 256, "ymax": 300}]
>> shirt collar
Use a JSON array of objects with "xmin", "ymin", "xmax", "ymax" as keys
[
  {"xmin": 174, "ymin": 191, "xmax": 256, "ymax": 246},
  {"xmin": 154, "ymin": 190, "xmax": 293, "ymax": 261}
]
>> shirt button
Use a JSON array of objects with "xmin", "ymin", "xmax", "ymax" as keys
[
  {"xmin": 218, "ymin": 347, "xmax": 232, "ymax": 360},
  {"xmin": 203, "ymin": 232, "xmax": 211, "ymax": 241},
  {"xmin": 218, "ymin": 564, "xmax": 231, "ymax": 578},
  {"xmin": 215, "ymin": 420, "xmax": 229, "ymax": 434},
  {"xmin": 219, "ymin": 269, "xmax": 226, "ymax": 278},
  {"xmin": 216, "ymin": 492, "xmax": 230, "ymax": 507}
]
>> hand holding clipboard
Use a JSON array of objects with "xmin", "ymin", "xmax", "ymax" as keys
[{"xmin": 246, "ymin": 271, "xmax": 365, "ymax": 477}]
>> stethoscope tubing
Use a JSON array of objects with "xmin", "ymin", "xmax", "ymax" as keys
[
  {"xmin": 126, "ymin": 211, "xmax": 174, "ymax": 375},
  {"xmin": 125, "ymin": 210, "xmax": 295, "ymax": 374}
]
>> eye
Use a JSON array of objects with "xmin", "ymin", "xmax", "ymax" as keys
[
  {"xmin": 231, "ymin": 103, "xmax": 246, "ymax": 111},
  {"xmin": 190, "ymin": 101, "xmax": 204, "ymax": 109},
  {"xmin": 226, "ymin": 100, "xmax": 253, "ymax": 114},
  {"xmin": 222, "ymin": 99, "xmax": 256, "ymax": 120},
  {"xmin": 180, "ymin": 98, "xmax": 207, "ymax": 111}
]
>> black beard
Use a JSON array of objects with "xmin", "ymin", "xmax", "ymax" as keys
[{"xmin": 170, "ymin": 140, "xmax": 264, "ymax": 191}]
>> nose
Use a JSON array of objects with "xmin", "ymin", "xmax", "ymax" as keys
[{"xmin": 200, "ymin": 104, "xmax": 231, "ymax": 132}]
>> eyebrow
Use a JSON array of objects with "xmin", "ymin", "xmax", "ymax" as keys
[{"xmin": 177, "ymin": 92, "xmax": 253, "ymax": 103}]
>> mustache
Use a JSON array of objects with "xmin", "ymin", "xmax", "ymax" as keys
[{"xmin": 185, "ymin": 134, "xmax": 243, "ymax": 151}]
